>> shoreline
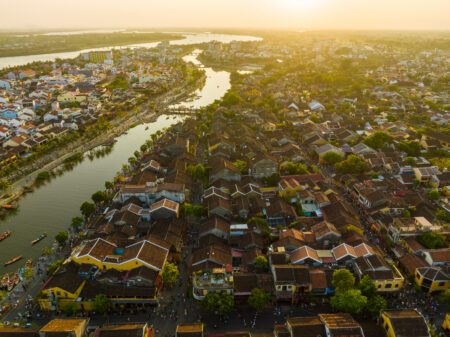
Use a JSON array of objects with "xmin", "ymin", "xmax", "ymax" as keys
[{"xmin": 0, "ymin": 73, "xmax": 204, "ymax": 208}]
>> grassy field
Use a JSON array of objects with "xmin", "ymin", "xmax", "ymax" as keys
[{"xmin": 0, "ymin": 32, "xmax": 183, "ymax": 57}]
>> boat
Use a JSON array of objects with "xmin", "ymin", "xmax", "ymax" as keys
[
  {"xmin": 0, "ymin": 231, "xmax": 11, "ymax": 242},
  {"xmin": 145, "ymin": 126, "xmax": 149, "ymax": 130},
  {"xmin": 1, "ymin": 204, "xmax": 17, "ymax": 210},
  {"xmin": 4, "ymin": 256, "xmax": 23, "ymax": 267},
  {"xmin": 31, "ymin": 233, "xmax": 47, "ymax": 245}
]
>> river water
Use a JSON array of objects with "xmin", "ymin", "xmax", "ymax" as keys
[{"xmin": 0, "ymin": 33, "xmax": 261, "ymax": 272}]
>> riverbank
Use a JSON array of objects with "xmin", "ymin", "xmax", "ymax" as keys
[
  {"xmin": 0, "ymin": 32, "xmax": 183, "ymax": 58},
  {"xmin": 0, "ymin": 68, "xmax": 205, "ymax": 208}
]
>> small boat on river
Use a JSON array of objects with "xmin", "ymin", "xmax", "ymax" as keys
[
  {"xmin": 4, "ymin": 256, "xmax": 23, "ymax": 267},
  {"xmin": 0, "ymin": 231, "xmax": 11, "ymax": 242},
  {"xmin": 31, "ymin": 233, "xmax": 47, "ymax": 245},
  {"xmin": 1, "ymin": 204, "xmax": 17, "ymax": 210}
]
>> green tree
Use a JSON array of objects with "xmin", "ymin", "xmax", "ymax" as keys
[
  {"xmin": 364, "ymin": 132, "xmax": 392, "ymax": 149},
  {"xmin": 181, "ymin": 203, "xmax": 207, "ymax": 217},
  {"xmin": 417, "ymin": 232, "xmax": 446, "ymax": 249},
  {"xmin": 280, "ymin": 161, "xmax": 309, "ymax": 175},
  {"xmin": 366, "ymin": 295, "xmax": 387, "ymax": 317},
  {"xmin": 55, "ymin": 231, "xmax": 69, "ymax": 247},
  {"xmin": 255, "ymin": 256, "xmax": 269, "ymax": 271},
  {"xmin": 186, "ymin": 164, "xmax": 208, "ymax": 183},
  {"xmin": 140, "ymin": 144, "xmax": 148, "ymax": 153},
  {"xmin": 332, "ymin": 269, "xmax": 355, "ymax": 292},
  {"xmin": 202, "ymin": 292, "xmax": 234, "ymax": 316},
  {"xmin": 42, "ymin": 246, "xmax": 53, "ymax": 257},
  {"xmin": 0, "ymin": 179, "xmax": 11, "ymax": 192},
  {"xmin": 439, "ymin": 289, "xmax": 450, "ymax": 306},
  {"xmin": 436, "ymin": 209, "xmax": 450, "ymax": 223},
  {"xmin": 331, "ymin": 289, "xmax": 367, "ymax": 315},
  {"xmin": 222, "ymin": 91, "xmax": 242, "ymax": 107},
  {"xmin": 91, "ymin": 190, "xmax": 107, "ymax": 204},
  {"xmin": 427, "ymin": 189, "xmax": 440, "ymax": 201},
  {"xmin": 358, "ymin": 275, "xmax": 376, "ymax": 298},
  {"xmin": 321, "ymin": 151, "xmax": 343, "ymax": 165},
  {"xmin": 62, "ymin": 302, "xmax": 78, "ymax": 316},
  {"xmin": 335, "ymin": 155, "xmax": 368, "ymax": 175},
  {"xmin": 233, "ymin": 160, "xmax": 248, "ymax": 174},
  {"xmin": 92, "ymin": 294, "xmax": 111, "ymax": 314},
  {"xmin": 70, "ymin": 217, "xmax": 84, "ymax": 231},
  {"xmin": 47, "ymin": 259, "xmax": 63, "ymax": 276},
  {"xmin": 80, "ymin": 201, "xmax": 95, "ymax": 218},
  {"xmin": 162, "ymin": 262, "xmax": 180, "ymax": 287},
  {"xmin": 104, "ymin": 181, "xmax": 114, "ymax": 191},
  {"xmin": 248, "ymin": 288, "xmax": 271, "ymax": 311}
]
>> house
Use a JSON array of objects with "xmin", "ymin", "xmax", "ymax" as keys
[
  {"xmin": 381, "ymin": 309, "xmax": 430, "ymax": 337},
  {"xmin": 413, "ymin": 167, "xmax": 439, "ymax": 184},
  {"xmin": 314, "ymin": 143, "xmax": 345, "ymax": 160},
  {"xmin": 71, "ymin": 238, "xmax": 169, "ymax": 272},
  {"xmin": 199, "ymin": 216, "xmax": 230, "ymax": 240},
  {"xmin": 388, "ymin": 217, "xmax": 441, "ymax": 243},
  {"xmin": 422, "ymin": 249, "xmax": 450, "ymax": 267},
  {"xmin": 421, "ymin": 131, "xmax": 450, "ymax": 149},
  {"xmin": 176, "ymin": 323, "xmax": 204, "ymax": 337},
  {"xmin": 415, "ymin": 267, "xmax": 450, "ymax": 293},
  {"xmin": 271, "ymin": 265, "xmax": 311, "ymax": 302},
  {"xmin": 191, "ymin": 244, "xmax": 232, "ymax": 272},
  {"xmin": 209, "ymin": 157, "xmax": 241, "ymax": 183},
  {"xmin": 0, "ymin": 80, "xmax": 11, "ymax": 90},
  {"xmin": 39, "ymin": 319, "xmax": 89, "ymax": 337},
  {"xmin": 207, "ymin": 195, "xmax": 232, "ymax": 219},
  {"xmin": 250, "ymin": 154, "xmax": 278, "ymax": 178},
  {"xmin": 192, "ymin": 267, "xmax": 233, "ymax": 300},
  {"xmin": 332, "ymin": 243, "xmax": 374, "ymax": 264},
  {"xmin": 311, "ymin": 221, "xmax": 341, "ymax": 247},
  {"xmin": 94, "ymin": 323, "xmax": 153, "ymax": 337},
  {"xmin": 285, "ymin": 316, "xmax": 326, "ymax": 337},
  {"xmin": 290, "ymin": 246, "xmax": 322, "ymax": 266},
  {"xmin": 353, "ymin": 255, "xmax": 405, "ymax": 292},
  {"xmin": 0, "ymin": 327, "xmax": 39, "ymax": 336},
  {"xmin": 149, "ymin": 198, "xmax": 179, "ymax": 219},
  {"xmin": 319, "ymin": 313, "xmax": 365, "ymax": 337}
]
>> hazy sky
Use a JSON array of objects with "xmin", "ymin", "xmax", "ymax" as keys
[{"xmin": 1, "ymin": 0, "xmax": 449, "ymax": 31}]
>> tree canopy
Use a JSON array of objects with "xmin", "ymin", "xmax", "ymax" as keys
[
  {"xmin": 202, "ymin": 292, "xmax": 234, "ymax": 316},
  {"xmin": 248, "ymin": 288, "xmax": 271, "ymax": 311},
  {"xmin": 417, "ymin": 231, "xmax": 446, "ymax": 249},
  {"xmin": 55, "ymin": 231, "xmax": 69, "ymax": 247},
  {"xmin": 162, "ymin": 262, "xmax": 180, "ymax": 287},
  {"xmin": 330, "ymin": 288, "xmax": 367, "ymax": 315},
  {"xmin": 335, "ymin": 155, "xmax": 368, "ymax": 175},
  {"xmin": 363, "ymin": 132, "xmax": 392, "ymax": 149},
  {"xmin": 92, "ymin": 294, "xmax": 111, "ymax": 314},
  {"xmin": 332, "ymin": 269, "xmax": 355, "ymax": 292}
]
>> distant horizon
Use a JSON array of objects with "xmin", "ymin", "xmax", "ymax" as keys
[{"xmin": 1, "ymin": 0, "xmax": 449, "ymax": 31}]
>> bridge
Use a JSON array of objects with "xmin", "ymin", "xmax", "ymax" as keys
[{"xmin": 162, "ymin": 106, "xmax": 201, "ymax": 115}]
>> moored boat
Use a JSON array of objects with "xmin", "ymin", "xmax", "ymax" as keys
[
  {"xmin": 31, "ymin": 233, "xmax": 47, "ymax": 245},
  {"xmin": 0, "ymin": 231, "xmax": 11, "ymax": 242},
  {"xmin": 4, "ymin": 256, "xmax": 23, "ymax": 266},
  {"xmin": 1, "ymin": 204, "xmax": 17, "ymax": 210}
]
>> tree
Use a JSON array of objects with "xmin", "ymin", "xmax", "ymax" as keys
[
  {"xmin": 321, "ymin": 151, "xmax": 343, "ymax": 165},
  {"xmin": 181, "ymin": 203, "xmax": 207, "ymax": 217},
  {"xmin": 436, "ymin": 209, "xmax": 450, "ymax": 223},
  {"xmin": 186, "ymin": 164, "xmax": 208, "ymax": 184},
  {"xmin": 364, "ymin": 132, "xmax": 392, "ymax": 149},
  {"xmin": 280, "ymin": 161, "xmax": 309, "ymax": 175},
  {"xmin": 104, "ymin": 181, "xmax": 114, "ymax": 191},
  {"xmin": 427, "ymin": 189, "xmax": 440, "ymax": 201},
  {"xmin": 0, "ymin": 179, "xmax": 11, "ymax": 192},
  {"xmin": 233, "ymin": 160, "xmax": 248, "ymax": 174},
  {"xmin": 248, "ymin": 288, "xmax": 271, "ymax": 311},
  {"xmin": 42, "ymin": 246, "xmax": 53, "ymax": 257},
  {"xmin": 62, "ymin": 302, "xmax": 78, "ymax": 316},
  {"xmin": 162, "ymin": 262, "xmax": 179, "ymax": 287},
  {"xmin": 255, "ymin": 256, "xmax": 269, "ymax": 271},
  {"xmin": 417, "ymin": 232, "xmax": 446, "ymax": 249},
  {"xmin": 332, "ymin": 269, "xmax": 355, "ymax": 292},
  {"xmin": 358, "ymin": 275, "xmax": 376, "ymax": 298},
  {"xmin": 92, "ymin": 294, "xmax": 111, "ymax": 314},
  {"xmin": 202, "ymin": 292, "xmax": 234, "ymax": 316},
  {"xmin": 439, "ymin": 289, "xmax": 450, "ymax": 306},
  {"xmin": 366, "ymin": 295, "xmax": 387, "ymax": 317},
  {"xmin": 140, "ymin": 144, "xmax": 148, "ymax": 153},
  {"xmin": 331, "ymin": 289, "xmax": 367, "ymax": 315},
  {"xmin": 222, "ymin": 91, "xmax": 242, "ymax": 107},
  {"xmin": 335, "ymin": 155, "xmax": 368, "ymax": 175},
  {"xmin": 91, "ymin": 191, "xmax": 107, "ymax": 204},
  {"xmin": 80, "ymin": 201, "xmax": 95, "ymax": 218},
  {"xmin": 55, "ymin": 231, "xmax": 69, "ymax": 247},
  {"xmin": 70, "ymin": 217, "xmax": 84, "ymax": 231},
  {"xmin": 47, "ymin": 259, "xmax": 63, "ymax": 276}
]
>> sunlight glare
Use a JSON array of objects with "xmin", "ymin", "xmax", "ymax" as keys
[{"xmin": 279, "ymin": 0, "xmax": 325, "ymax": 11}]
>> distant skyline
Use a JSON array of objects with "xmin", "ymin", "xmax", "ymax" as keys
[{"xmin": 1, "ymin": 0, "xmax": 449, "ymax": 31}]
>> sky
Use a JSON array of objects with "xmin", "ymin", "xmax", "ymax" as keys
[{"xmin": 1, "ymin": 0, "xmax": 449, "ymax": 31}]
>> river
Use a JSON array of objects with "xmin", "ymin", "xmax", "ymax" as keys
[{"xmin": 0, "ymin": 33, "xmax": 261, "ymax": 272}]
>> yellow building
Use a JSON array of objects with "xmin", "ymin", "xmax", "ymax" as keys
[
  {"xmin": 57, "ymin": 91, "xmax": 87, "ymax": 103},
  {"xmin": 71, "ymin": 238, "xmax": 169, "ymax": 272},
  {"xmin": 415, "ymin": 266, "xmax": 450, "ymax": 293},
  {"xmin": 381, "ymin": 310, "xmax": 430, "ymax": 337},
  {"xmin": 354, "ymin": 255, "xmax": 405, "ymax": 292},
  {"xmin": 40, "ymin": 318, "xmax": 89, "ymax": 337}
]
